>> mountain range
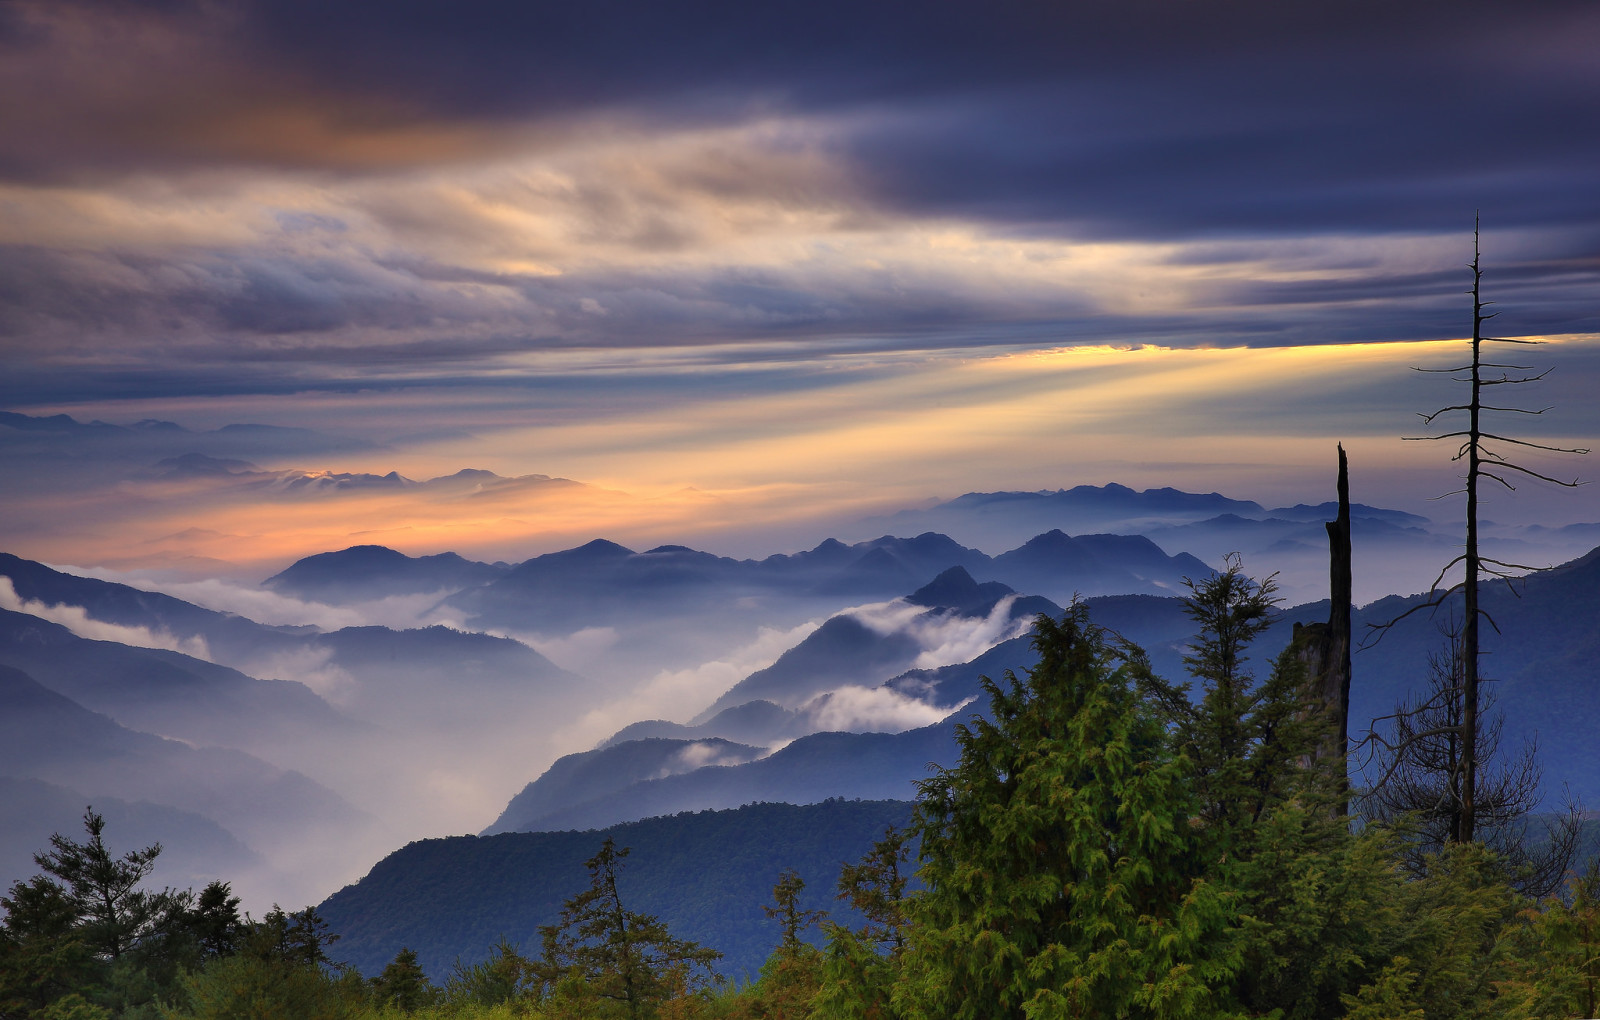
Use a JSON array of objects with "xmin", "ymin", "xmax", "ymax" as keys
[{"xmin": 1, "ymin": 473, "xmax": 1597, "ymax": 979}]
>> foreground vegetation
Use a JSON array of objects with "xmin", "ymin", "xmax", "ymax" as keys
[{"xmin": 5, "ymin": 566, "xmax": 1598, "ymax": 1019}]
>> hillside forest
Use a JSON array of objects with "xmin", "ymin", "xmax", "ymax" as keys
[{"xmin": 4, "ymin": 562, "xmax": 1597, "ymax": 1020}]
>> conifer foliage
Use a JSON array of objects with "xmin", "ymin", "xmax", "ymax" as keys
[
  {"xmin": 898, "ymin": 606, "xmax": 1241, "ymax": 1020},
  {"xmin": 536, "ymin": 836, "xmax": 722, "ymax": 1019}
]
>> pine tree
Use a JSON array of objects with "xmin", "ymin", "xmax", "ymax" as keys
[
  {"xmin": 185, "ymin": 881, "xmax": 245, "ymax": 960},
  {"xmin": 371, "ymin": 946, "xmax": 439, "ymax": 1012},
  {"xmin": 0, "ymin": 874, "xmax": 101, "ymax": 1016},
  {"xmin": 1498, "ymin": 859, "xmax": 1600, "ymax": 1019},
  {"xmin": 244, "ymin": 904, "xmax": 341, "ymax": 967},
  {"xmin": 834, "ymin": 826, "xmax": 912, "ymax": 956},
  {"xmin": 1167, "ymin": 559, "xmax": 1339, "ymax": 853},
  {"xmin": 897, "ymin": 607, "xmax": 1241, "ymax": 1020},
  {"xmin": 814, "ymin": 827, "xmax": 914, "ymax": 1020},
  {"xmin": 538, "ymin": 837, "xmax": 722, "ymax": 1019},
  {"xmin": 765, "ymin": 870, "xmax": 826, "ymax": 959},
  {"xmin": 27, "ymin": 808, "xmax": 179, "ymax": 962}
]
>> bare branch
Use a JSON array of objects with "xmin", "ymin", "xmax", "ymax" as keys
[
  {"xmin": 1488, "ymin": 460, "xmax": 1585, "ymax": 486},
  {"xmin": 1416, "ymin": 405, "xmax": 1472, "ymax": 423},
  {"xmin": 1479, "ymin": 556, "xmax": 1541, "ymax": 572},
  {"xmin": 1477, "ymin": 432, "xmax": 1591, "ymax": 454},
  {"xmin": 1477, "ymin": 404, "xmax": 1551, "ymax": 415}
]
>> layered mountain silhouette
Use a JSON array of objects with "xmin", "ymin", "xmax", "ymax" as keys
[
  {"xmin": 693, "ymin": 567, "xmax": 1053, "ymax": 723},
  {"xmin": 0, "ymin": 551, "xmax": 594, "ymax": 907},
  {"xmin": 4, "ymin": 471, "xmax": 1598, "ymax": 934},
  {"xmin": 0, "ymin": 662, "xmax": 362, "ymax": 870},
  {"xmin": 483, "ymin": 544, "xmax": 1600, "ymax": 840},
  {"xmin": 0, "ymin": 554, "xmax": 584, "ymax": 736},
  {"xmin": 846, "ymin": 483, "xmax": 1491, "ymax": 605},
  {"xmin": 486, "ymin": 569, "xmax": 1059, "ymax": 834},
  {"xmin": 269, "ymin": 528, "xmax": 1207, "ymax": 637},
  {"xmin": 0, "ymin": 607, "xmax": 350, "ymax": 758}
]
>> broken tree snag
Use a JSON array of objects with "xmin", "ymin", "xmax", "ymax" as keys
[{"xmin": 1321, "ymin": 444, "xmax": 1353, "ymax": 811}]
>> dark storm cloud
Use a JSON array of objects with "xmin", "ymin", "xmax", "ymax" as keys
[
  {"xmin": 3, "ymin": 0, "xmax": 1598, "ymax": 408},
  {"xmin": 6, "ymin": 0, "xmax": 1598, "ymax": 238},
  {"xmin": 281, "ymin": 0, "xmax": 1600, "ymax": 238}
]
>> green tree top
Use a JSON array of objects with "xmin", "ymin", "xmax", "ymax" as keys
[
  {"xmin": 900, "ymin": 606, "xmax": 1242, "ymax": 1020},
  {"xmin": 538, "ymin": 836, "xmax": 722, "ymax": 1019},
  {"xmin": 28, "ymin": 808, "xmax": 179, "ymax": 962}
]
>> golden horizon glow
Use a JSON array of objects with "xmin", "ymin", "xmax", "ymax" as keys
[{"xmin": 11, "ymin": 334, "xmax": 1596, "ymax": 578}]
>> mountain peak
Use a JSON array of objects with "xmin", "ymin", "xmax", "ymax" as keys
[
  {"xmin": 907, "ymin": 566, "xmax": 1015, "ymax": 615},
  {"xmin": 264, "ymin": 545, "xmax": 504, "ymax": 601}
]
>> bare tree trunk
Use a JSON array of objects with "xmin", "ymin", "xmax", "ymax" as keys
[
  {"xmin": 1363, "ymin": 219, "xmax": 1585, "ymax": 851},
  {"xmin": 1459, "ymin": 240, "xmax": 1486, "ymax": 843},
  {"xmin": 1322, "ymin": 444, "xmax": 1353, "ymax": 814}
]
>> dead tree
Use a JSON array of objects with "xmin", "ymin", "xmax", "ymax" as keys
[
  {"xmin": 1294, "ymin": 445, "xmax": 1354, "ymax": 814},
  {"xmin": 1366, "ymin": 219, "xmax": 1587, "ymax": 843},
  {"xmin": 1363, "ymin": 619, "xmax": 1581, "ymax": 898}
]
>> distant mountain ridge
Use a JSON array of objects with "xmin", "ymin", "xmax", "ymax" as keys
[
  {"xmin": 0, "ymin": 550, "xmax": 595, "ymax": 909},
  {"xmin": 692, "ymin": 567, "xmax": 1055, "ymax": 723},
  {"xmin": 322, "ymin": 800, "xmax": 918, "ymax": 981},
  {"xmin": 264, "ymin": 544, "xmax": 508, "ymax": 601},
  {"xmin": 252, "ymin": 529, "xmax": 1211, "ymax": 636}
]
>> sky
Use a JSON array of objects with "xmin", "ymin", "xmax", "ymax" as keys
[{"xmin": 3, "ymin": 0, "xmax": 1599, "ymax": 575}]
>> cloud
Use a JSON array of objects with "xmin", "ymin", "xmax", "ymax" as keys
[
  {"xmin": 2, "ymin": 0, "xmax": 1598, "ymax": 410},
  {"xmin": 519, "ymin": 626, "xmax": 619, "ymax": 672},
  {"xmin": 847, "ymin": 594, "xmax": 1037, "ymax": 671},
  {"xmin": 569, "ymin": 618, "xmax": 822, "ymax": 743},
  {"xmin": 660, "ymin": 740, "xmax": 764, "ymax": 777},
  {"xmin": 58, "ymin": 567, "xmax": 464, "ymax": 631},
  {"xmin": 0, "ymin": 575, "xmax": 211, "ymax": 658},
  {"xmin": 237, "ymin": 644, "xmax": 358, "ymax": 704},
  {"xmin": 844, "ymin": 599, "xmax": 925, "ymax": 637},
  {"xmin": 906, "ymin": 596, "xmax": 1034, "ymax": 670},
  {"xmin": 8, "ymin": 333, "xmax": 1598, "ymax": 585},
  {"xmin": 807, "ymin": 685, "xmax": 969, "ymax": 734}
]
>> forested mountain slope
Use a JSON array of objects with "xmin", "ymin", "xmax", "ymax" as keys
[{"xmin": 321, "ymin": 799, "xmax": 917, "ymax": 981}]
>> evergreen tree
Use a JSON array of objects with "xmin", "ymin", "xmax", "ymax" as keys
[
  {"xmin": 1497, "ymin": 858, "xmax": 1600, "ymax": 1019},
  {"xmin": 0, "ymin": 874, "xmax": 101, "ymax": 1016},
  {"xmin": 162, "ymin": 951, "xmax": 364, "ymax": 1020},
  {"xmin": 764, "ymin": 870, "xmax": 826, "ymax": 960},
  {"xmin": 726, "ymin": 871, "xmax": 829, "ymax": 1020},
  {"xmin": 815, "ymin": 827, "xmax": 913, "ymax": 1020},
  {"xmin": 1176, "ymin": 559, "xmax": 1334, "ymax": 830},
  {"xmin": 834, "ymin": 826, "xmax": 911, "ymax": 956},
  {"xmin": 243, "ymin": 904, "xmax": 341, "ymax": 968},
  {"xmin": 370, "ymin": 946, "xmax": 439, "ymax": 1012},
  {"xmin": 897, "ymin": 607, "xmax": 1241, "ymax": 1020},
  {"xmin": 29, "ymin": 808, "xmax": 179, "ymax": 962},
  {"xmin": 184, "ymin": 882, "xmax": 245, "ymax": 961},
  {"xmin": 538, "ymin": 837, "xmax": 722, "ymax": 1019},
  {"xmin": 443, "ymin": 938, "xmax": 536, "ymax": 1008}
]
